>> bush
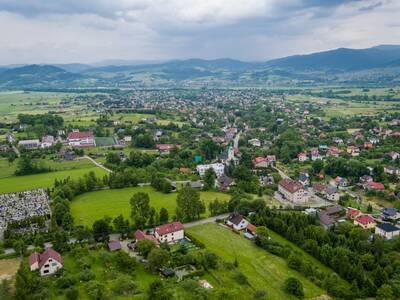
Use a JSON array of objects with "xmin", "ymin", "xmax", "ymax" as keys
[
  {"xmin": 79, "ymin": 269, "xmax": 96, "ymax": 282},
  {"xmin": 233, "ymin": 271, "xmax": 248, "ymax": 285},
  {"xmin": 65, "ymin": 287, "xmax": 79, "ymax": 300},
  {"xmin": 284, "ymin": 277, "xmax": 304, "ymax": 298},
  {"xmin": 254, "ymin": 290, "xmax": 267, "ymax": 299}
]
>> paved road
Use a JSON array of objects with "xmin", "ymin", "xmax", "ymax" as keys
[
  {"xmin": 12, "ymin": 145, "xmax": 20, "ymax": 158},
  {"xmin": 81, "ymin": 155, "xmax": 113, "ymax": 173},
  {"xmin": 183, "ymin": 213, "xmax": 230, "ymax": 228}
]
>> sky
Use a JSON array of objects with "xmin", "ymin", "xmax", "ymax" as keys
[{"xmin": 0, "ymin": 0, "xmax": 399, "ymax": 64}]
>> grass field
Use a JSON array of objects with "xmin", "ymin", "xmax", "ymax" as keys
[
  {"xmin": 71, "ymin": 186, "xmax": 230, "ymax": 227},
  {"xmin": 187, "ymin": 223, "xmax": 326, "ymax": 299},
  {"xmin": 0, "ymin": 258, "xmax": 21, "ymax": 280},
  {"xmin": 0, "ymin": 166, "xmax": 107, "ymax": 194}
]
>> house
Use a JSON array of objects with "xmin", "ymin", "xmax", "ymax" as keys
[
  {"xmin": 384, "ymin": 166, "xmax": 400, "ymax": 176},
  {"xmin": 310, "ymin": 148, "xmax": 322, "ymax": 161},
  {"xmin": 298, "ymin": 171, "xmax": 310, "ymax": 186},
  {"xmin": 41, "ymin": 135, "xmax": 55, "ymax": 148},
  {"xmin": 216, "ymin": 174, "xmax": 234, "ymax": 191},
  {"xmin": 278, "ymin": 178, "xmax": 309, "ymax": 204},
  {"xmin": 196, "ymin": 163, "xmax": 225, "ymax": 177},
  {"xmin": 326, "ymin": 185, "xmax": 340, "ymax": 201},
  {"xmin": 359, "ymin": 175, "xmax": 373, "ymax": 184},
  {"xmin": 347, "ymin": 146, "xmax": 360, "ymax": 157},
  {"xmin": 253, "ymin": 155, "xmax": 276, "ymax": 168},
  {"xmin": 375, "ymin": 223, "xmax": 400, "ymax": 240},
  {"xmin": 154, "ymin": 222, "xmax": 184, "ymax": 244},
  {"xmin": 386, "ymin": 151, "xmax": 400, "ymax": 161},
  {"xmin": 244, "ymin": 223, "xmax": 257, "ymax": 240},
  {"xmin": 108, "ymin": 240, "xmax": 122, "ymax": 251},
  {"xmin": 312, "ymin": 183, "xmax": 326, "ymax": 195},
  {"xmin": 259, "ymin": 175, "xmax": 274, "ymax": 186},
  {"xmin": 135, "ymin": 230, "xmax": 160, "ymax": 245},
  {"xmin": 319, "ymin": 206, "xmax": 345, "ymax": 228},
  {"xmin": 156, "ymin": 144, "xmax": 181, "ymax": 154},
  {"xmin": 327, "ymin": 146, "xmax": 341, "ymax": 157},
  {"xmin": 226, "ymin": 214, "xmax": 249, "ymax": 231},
  {"xmin": 29, "ymin": 248, "xmax": 63, "ymax": 276},
  {"xmin": 67, "ymin": 130, "xmax": 95, "ymax": 147},
  {"xmin": 18, "ymin": 139, "xmax": 40, "ymax": 149},
  {"xmin": 333, "ymin": 137, "xmax": 344, "ymax": 145},
  {"xmin": 219, "ymin": 146, "xmax": 238, "ymax": 165},
  {"xmin": 248, "ymin": 138, "xmax": 261, "ymax": 147},
  {"xmin": 364, "ymin": 142, "xmax": 373, "ymax": 149},
  {"xmin": 367, "ymin": 181, "xmax": 385, "ymax": 191},
  {"xmin": 381, "ymin": 208, "xmax": 400, "ymax": 221},
  {"xmin": 347, "ymin": 207, "xmax": 362, "ymax": 220},
  {"xmin": 334, "ymin": 176, "xmax": 349, "ymax": 188},
  {"xmin": 354, "ymin": 214, "xmax": 376, "ymax": 229},
  {"xmin": 298, "ymin": 152, "xmax": 308, "ymax": 162},
  {"xmin": 190, "ymin": 181, "xmax": 204, "ymax": 189}
]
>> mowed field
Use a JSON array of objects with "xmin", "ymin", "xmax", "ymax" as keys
[
  {"xmin": 187, "ymin": 223, "xmax": 326, "ymax": 300},
  {"xmin": 71, "ymin": 186, "xmax": 230, "ymax": 227},
  {"xmin": 0, "ymin": 166, "xmax": 107, "ymax": 194}
]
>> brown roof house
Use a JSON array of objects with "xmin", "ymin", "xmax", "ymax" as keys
[
  {"xmin": 278, "ymin": 178, "xmax": 309, "ymax": 204},
  {"xmin": 154, "ymin": 222, "xmax": 184, "ymax": 244},
  {"xmin": 29, "ymin": 248, "xmax": 63, "ymax": 276}
]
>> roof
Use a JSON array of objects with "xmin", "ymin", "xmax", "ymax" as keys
[
  {"xmin": 354, "ymin": 214, "xmax": 375, "ymax": 225},
  {"xmin": 325, "ymin": 205, "xmax": 344, "ymax": 215},
  {"xmin": 368, "ymin": 181, "xmax": 385, "ymax": 190},
  {"xmin": 381, "ymin": 207, "xmax": 398, "ymax": 216},
  {"xmin": 326, "ymin": 185, "xmax": 338, "ymax": 195},
  {"xmin": 376, "ymin": 223, "xmax": 400, "ymax": 233},
  {"xmin": 68, "ymin": 131, "xmax": 93, "ymax": 140},
  {"xmin": 18, "ymin": 139, "xmax": 40, "ymax": 144},
  {"xmin": 347, "ymin": 207, "xmax": 361, "ymax": 216},
  {"xmin": 156, "ymin": 144, "xmax": 180, "ymax": 150},
  {"xmin": 319, "ymin": 212, "xmax": 335, "ymax": 227},
  {"xmin": 108, "ymin": 240, "xmax": 122, "ymax": 251},
  {"xmin": 155, "ymin": 222, "xmax": 184, "ymax": 236},
  {"xmin": 313, "ymin": 183, "xmax": 326, "ymax": 192},
  {"xmin": 29, "ymin": 248, "xmax": 63, "ymax": 269},
  {"xmin": 279, "ymin": 178, "xmax": 303, "ymax": 193},
  {"xmin": 135, "ymin": 230, "xmax": 159, "ymax": 244},
  {"xmin": 246, "ymin": 223, "xmax": 257, "ymax": 233},
  {"xmin": 227, "ymin": 213, "xmax": 245, "ymax": 226}
]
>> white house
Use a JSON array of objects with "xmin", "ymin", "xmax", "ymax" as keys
[
  {"xmin": 248, "ymin": 138, "xmax": 261, "ymax": 147},
  {"xmin": 375, "ymin": 223, "xmax": 400, "ymax": 240},
  {"xmin": 154, "ymin": 222, "xmax": 184, "ymax": 244},
  {"xmin": 41, "ymin": 135, "xmax": 55, "ymax": 148},
  {"xmin": 226, "ymin": 214, "xmax": 249, "ymax": 231},
  {"xmin": 325, "ymin": 185, "xmax": 340, "ymax": 201},
  {"xmin": 196, "ymin": 163, "xmax": 225, "ymax": 177},
  {"xmin": 29, "ymin": 248, "xmax": 63, "ymax": 276},
  {"xmin": 278, "ymin": 178, "xmax": 309, "ymax": 204},
  {"xmin": 18, "ymin": 139, "xmax": 40, "ymax": 149},
  {"xmin": 67, "ymin": 130, "xmax": 95, "ymax": 147}
]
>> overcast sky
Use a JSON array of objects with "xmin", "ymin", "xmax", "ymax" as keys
[{"xmin": 0, "ymin": 0, "xmax": 399, "ymax": 64}]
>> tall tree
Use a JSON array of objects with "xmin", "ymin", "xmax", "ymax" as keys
[
  {"xmin": 176, "ymin": 186, "xmax": 205, "ymax": 221},
  {"xmin": 130, "ymin": 192, "xmax": 152, "ymax": 229}
]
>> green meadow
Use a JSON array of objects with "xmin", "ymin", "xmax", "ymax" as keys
[
  {"xmin": 70, "ymin": 186, "xmax": 230, "ymax": 227},
  {"xmin": 187, "ymin": 223, "xmax": 327, "ymax": 300}
]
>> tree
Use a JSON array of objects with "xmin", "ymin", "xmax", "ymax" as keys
[
  {"xmin": 176, "ymin": 186, "xmax": 205, "ymax": 221},
  {"xmin": 130, "ymin": 192, "xmax": 152, "ymax": 229},
  {"xmin": 204, "ymin": 168, "xmax": 216, "ymax": 190},
  {"xmin": 13, "ymin": 239, "xmax": 27, "ymax": 257},
  {"xmin": 377, "ymin": 284, "xmax": 393, "ymax": 300},
  {"xmin": 65, "ymin": 286, "xmax": 79, "ymax": 300},
  {"xmin": 85, "ymin": 280, "xmax": 106, "ymax": 300},
  {"xmin": 159, "ymin": 208, "xmax": 169, "ymax": 224},
  {"xmin": 52, "ymin": 229, "xmax": 70, "ymax": 252},
  {"xmin": 284, "ymin": 277, "xmax": 304, "ymax": 298},
  {"xmin": 147, "ymin": 280, "xmax": 173, "ymax": 300},
  {"xmin": 113, "ymin": 214, "xmax": 130, "ymax": 237},
  {"xmin": 136, "ymin": 239, "xmax": 156, "ymax": 258},
  {"xmin": 148, "ymin": 248, "xmax": 170, "ymax": 271},
  {"xmin": 112, "ymin": 275, "xmax": 137, "ymax": 296},
  {"xmin": 0, "ymin": 279, "xmax": 13, "ymax": 300},
  {"xmin": 92, "ymin": 217, "xmax": 112, "ymax": 242}
]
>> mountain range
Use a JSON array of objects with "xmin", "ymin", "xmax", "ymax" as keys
[{"xmin": 1, "ymin": 45, "xmax": 400, "ymax": 89}]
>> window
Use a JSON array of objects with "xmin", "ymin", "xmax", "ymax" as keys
[
  {"xmin": 44, "ymin": 264, "xmax": 49, "ymax": 268},
  {"xmin": 43, "ymin": 270, "xmax": 49, "ymax": 274}
]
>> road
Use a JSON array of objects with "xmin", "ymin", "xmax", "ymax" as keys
[
  {"xmin": 80, "ymin": 155, "xmax": 113, "ymax": 173},
  {"xmin": 272, "ymin": 165, "xmax": 289, "ymax": 179},
  {"xmin": 233, "ymin": 130, "xmax": 241, "ymax": 148},
  {"xmin": 12, "ymin": 145, "xmax": 20, "ymax": 158},
  {"xmin": 183, "ymin": 213, "xmax": 230, "ymax": 228}
]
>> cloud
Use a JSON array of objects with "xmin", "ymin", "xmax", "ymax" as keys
[{"xmin": 0, "ymin": 0, "xmax": 398, "ymax": 64}]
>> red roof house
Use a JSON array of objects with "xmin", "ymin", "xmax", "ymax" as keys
[
  {"xmin": 347, "ymin": 207, "xmax": 361, "ymax": 219},
  {"xmin": 354, "ymin": 214, "xmax": 376, "ymax": 229},
  {"xmin": 29, "ymin": 248, "xmax": 63, "ymax": 276},
  {"xmin": 154, "ymin": 222, "xmax": 184, "ymax": 244},
  {"xmin": 368, "ymin": 181, "xmax": 385, "ymax": 190}
]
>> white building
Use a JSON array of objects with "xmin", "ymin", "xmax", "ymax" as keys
[
  {"xmin": 196, "ymin": 163, "xmax": 225, "ymax": 177},
  {"xmin": 41, "ymin": 135, "xmax": 55, "ymax": 148},
  {"xmin": 18, "ymin": 139, "xmax": 40, "ymax": 149},
  {"xmin": 248, "ymin": 138, "xmax": 261, "ymax": 147},
  {"xmin": 67, "ymin": 130, "xmax": 95, "ymax": 148},
  {"xmin": 154, "ymin": 222, "xmax": 184, "ymax": 244},
  {"xmin": 278, "ymin": 178, "xmax": 309, "ymax": 204},
  {"xmin": 29, "ymin": 248, "xmax": 63, "ymax": 276},
  {"xmin": 226, "ymin": 214, "xmax": 249, "ymax": 231},
  {"xmin": 375, "ymin": 223, "xmax": 400, "ymax": 240}
]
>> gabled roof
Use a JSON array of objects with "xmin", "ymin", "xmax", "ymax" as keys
[
  {"xmin": 354, "ymin": 214, "xmax": 375, "ymax": 225},
  {"xmin": 108, "ymin": 240, "xmax": 122, "ymax": 251},
  {"xmin": 381, "ymin": 207, "xmax": 398, "ymax": 216},
  {"xmin": 279, "ymin": 178, "xmax": 303, "ymax": 193},
  {"xmin": 368, "ymin": 181, "xmax": 385, "ymax": 190},
  {"xmin": 28, "ymin": 248, "xmax": 63, "ymax": 269},
  {"xmin": 246, "ymin": 223, "xmax": 257, "ymax": 234},
  {"xmin": 376, "ymin": 223, "xmax": 400, "ymax": 233},
  {"xmin": 155, "ymin": 222, "xmax": 184, "ymax": 236},
  {"xmin": 227, "ymin": 213, "xmax": 245, "ymax": 226}
]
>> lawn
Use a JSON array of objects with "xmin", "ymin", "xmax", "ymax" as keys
[
  {"xmin": 187, "ymin": 223, "xmax": 327, "ymax": 300},
  {"xmin": 71, "ymin": 186, "xmax": 230, "ymax": 227},
  {"xmin": 0, "ymin": 167, "xmax": 107, "ymax": 194}
]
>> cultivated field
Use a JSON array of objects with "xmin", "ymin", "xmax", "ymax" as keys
[
  {"xmin": 187, "ymin": 223, "xmax": 326, "ymax": 299},
  {"xmin": 0, "ymin": 258, "xmax": 21, "ymax": 280},
  {"xmin": 70, "ymin": 186, "xmax": 230, "ymax": 227}
]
